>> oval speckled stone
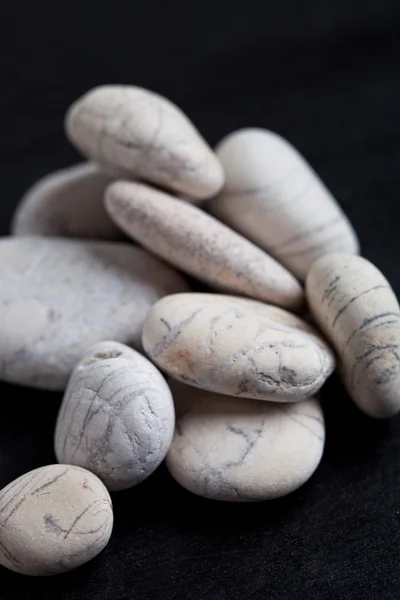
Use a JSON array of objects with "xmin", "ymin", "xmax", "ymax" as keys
[
  {"xmin": 65, "ymin": 85, "xmax": 224, "ymax": 200},
  {"xmin": 209, "ymin": 128, "xmax": 359, "ymax": 281},
  {"xmin": 166, "ymin": 381, "xmax": 325, "ymax": 502},
  {"xmin": 0, "ymin": 237, "xmax": 188, "ymax": 390},
  {"xmin": 306, "ymin": 253, "xmax": 400, "ymax": 418},
  {"xmin": 0, "ymin": 465, "xmax": 113, "ymax": 575},
  {"xmin": 11, "ymin": 163, "xmax": 122, "ymax": 240},
  {"xmin": 55, "ymin": 341, "xmax": 175, "ymax": 491},
  {"xmin": 142, "ymin": 293, "xmax": 335, "ymax": 402},
  {"xmin": 105, "ymin": 181, "xmax": 304, "ymax": 311}
]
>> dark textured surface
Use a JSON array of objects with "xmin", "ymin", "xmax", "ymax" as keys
[{"xmin": 1, "ymin": 0, "xmax": 400, "ymax": 598}]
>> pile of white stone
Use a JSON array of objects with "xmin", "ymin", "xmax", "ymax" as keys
[{"xmin": 0, "ymin": 85, "xmax": 398, "ymax": 576}]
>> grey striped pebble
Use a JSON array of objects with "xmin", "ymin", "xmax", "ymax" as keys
[
  {"xmin": 0, "ymin": 465, "xmax": 113, "ymax": 575},
  {"xmin": 306, "ymin": 253, "xmax": 400, "ymax": 418},
  {"xmin": 142, "ymin": 293, "xmax": 335, "ymax": 402},
  {"xmin": 55, "ymin": 341, "xmax": 175, "ymax": 491},
  {"xmin": 208, "ymin": 128, "xmax": 359, "ymax": 281}
]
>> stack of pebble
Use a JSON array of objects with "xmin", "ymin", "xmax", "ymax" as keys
[{"xmin": 1, "ymin": 84, "xmax": 399, "ymax": 576}]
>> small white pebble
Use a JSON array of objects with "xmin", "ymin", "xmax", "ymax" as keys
[{"xmin": 0, "ymin": 465, "xmax": 113, "ymax": 575}]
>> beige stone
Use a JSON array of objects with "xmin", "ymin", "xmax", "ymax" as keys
[
  {"xmin": 142, "ymin": 293, "xmax": 335, "ymax": 402},
  {"xmin": 0, "ymin": 465, "xmax": 113, "ymax": 575},
  {"xmin": 166, "ymin": 382, "xmax": 325, "ymax": 502},
  {"xmin": 11, "ymin": 163, "xmax": 122, "ymax": 240},
  {"xmin": 105, "ymin": 181, "xmax": 304, "ymax": 311},
  {"xmin": 209, "ymin": 128, "xmax": 359, "ymax": 280},
  {"xmin": 65, "ymin": 85, "xmax": 224, "ymax": 199},
  {"xmin": 0, "ymin": 237, "xmax": 188, "ymax": 390},
  {"xmin": 306, "ymin": 253, "xmax": 400, "ymax": 418}
]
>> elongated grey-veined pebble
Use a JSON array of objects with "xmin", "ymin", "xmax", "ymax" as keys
[
  {"xmin": 11, "ymin": 163, "xmax": 122, "ymax": 240},
  {"xmin": 166, "ymin": 381, "xmax": 325, "ymax": 502},
  {"xmin": 65, "ymin": 85, "xmax": 224, "ymax": 199},
  {"xmin": 0, "ymin": 237, "xmax": 188, "ymax": 390},
  {"xmin": 0, "ymin": 465, "xmax": 113, "ymax": 575},
  {"xmin": 105, "ymin": 181, "xmax": 304, "ymax": 311},
  {"xmin": 209, "ymin": 128, "xmax": 359, "ymax": 280},
  {"xmin": 55, "ymin": 341, "xmax": 175, "ymax": 491},
  {"xmin": 306, "ymin": 253, "xmax": 400, "ymax": 418},
  {"xmin": 142, "ymin": 293, "xmax": 335, "ymax": 402}
]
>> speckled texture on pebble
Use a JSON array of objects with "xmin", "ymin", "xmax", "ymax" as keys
[
  {"xmin": 209, "ymin": 128, "xmax": 359, "ymax": 280},
  {"xmin": 0, "ymin": 464, "xmax": 113, "ymax": 575},
  {"xmin": 0, "ymin": 237, "xmax": 188, "ymax": 390},
  {"xmin": 167, "ymin": 381, "xmax": 325, "ymax": 502},
  {"xmin": 105, "ymin": 181, "xmax": 304, "ymax": 311},
  {"xmin": 142, "ymin": 293, "xmax": 335, "ymax": 402},
  {"xmin": 11, "ymin": 163, "xmax": 122, "ymax": 240},
  {"xmin": 55, "ymin": 341, "xmax": 175, "ymax": 491},
  {"xmin": 65, "ymin": 85, "xmax": 224, "ymax": 199},
  {"xmin": 307, "ymin": 253, "xmax": 400, "ymax": 418}
]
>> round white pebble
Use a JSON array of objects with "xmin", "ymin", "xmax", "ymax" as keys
[
  {"xmin": 0, "ymin": 464, "xmax": 113, "ymax": 575},
  {"xmin": 166, "ymin": 382, "xmax": 325, "ymax": 502},
  {"xmin": 55, "ymin": 341, "xmax": 175, "ymax": 491}
]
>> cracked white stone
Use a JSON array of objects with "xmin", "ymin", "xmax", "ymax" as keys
[
  {"xmin": 166, "ymin": 381, "xmax": 325, "ymax": 502},
  {"xmin": 307, "ymin": 253, "xmax": 400, "ymax": 418},
  {"xmin": 55, "ymin": 341, "xmax": 175, "ymax": 491},
  {"xmin": 11, "ymin": 163, "xmax": 122, "ymax": 240},
  {"xmin": 65, "ymin": 85, "xmax": 224, "ymax": 199},
  {"xmin": 142, "ymin": 293, "xmax": 335, "ymax": 402},
  {"xmin": 0, "ymin": 237, "xmax": 188, "ymax": 390},
  {"xmin": 106, "ymin": 181, "xmax": 304, "ymax": 311},
  {"xmin": 0, "ymin": 464, "xmax": 113, "ymax": 575},
  {"xmin": 209, "ymin": 128, "xmax": 359, "ymax": 280}
]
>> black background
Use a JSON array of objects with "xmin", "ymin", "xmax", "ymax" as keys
[{"xmin": 1, "ymin": 1, "xmax": 400, "ymax": 598}]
